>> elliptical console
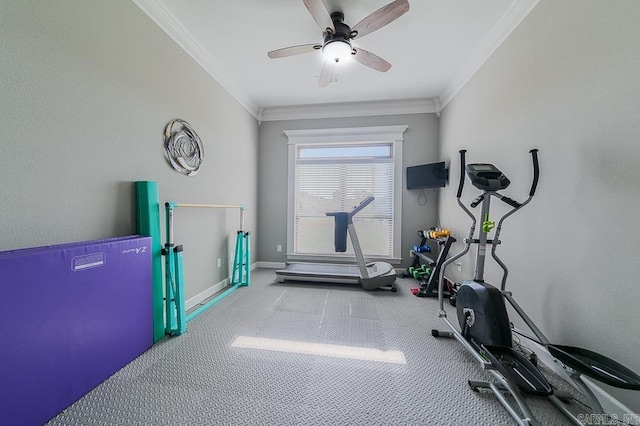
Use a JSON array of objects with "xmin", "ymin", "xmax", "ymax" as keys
[{"xmin": 465, "ymin": 163, "xmax": 510, "ymax": 190}]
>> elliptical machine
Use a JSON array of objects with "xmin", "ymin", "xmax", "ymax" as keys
[{"xmin": 432, "ymin": 149, "xmax": 640, "ymax": 426}]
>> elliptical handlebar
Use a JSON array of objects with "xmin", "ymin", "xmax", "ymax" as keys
[
  {"xmin": 499, "ymin": 148, "xmax": 539, "ymax": 211},
  {"xmin": 491, "ymin": 149, "xmax": 539, "ymax": 290},
  {"xmin": 529, "ymin": 149, "xmax": 540, "ymax": 197},
  {"xmin": 456, "ymin": 150, "xmax": 467, "ymax": 198},
  {"xmin": 438, "ymin": 150, "xmax": 476, "ymax": 315}
]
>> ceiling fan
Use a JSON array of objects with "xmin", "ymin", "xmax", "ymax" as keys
[{"xmin": 267, "ymin": 0, "xmax": 410, "ymax": 88}]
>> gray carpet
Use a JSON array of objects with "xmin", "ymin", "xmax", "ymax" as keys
[{"xmin": 48, "ymin": 269, "xmax": 585, "ymax": 425}]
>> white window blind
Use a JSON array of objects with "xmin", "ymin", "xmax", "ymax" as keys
[
  {"xmin": 294, "ymin": 143, "xmax": 394, "ymax": 257},
  {"xmin": 285, "ymin": 125, "xmax": 406, "ymax": 262}
]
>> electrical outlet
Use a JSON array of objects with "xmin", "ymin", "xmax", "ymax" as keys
[
  {"xmin": 277, "ymin": 245, "xmax": 282, "ymax": 252},
  {"xmin": 409, "ymin": 250, "xmax": 413, "ymax": 258},
  {"xmin": 217, "ymin": 258, "xmax": 221, "ymax": 268}
]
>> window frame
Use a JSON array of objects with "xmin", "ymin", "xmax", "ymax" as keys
[{"xmin": 285, "ymin": 125, "xmax": 407, "ymax": 264}]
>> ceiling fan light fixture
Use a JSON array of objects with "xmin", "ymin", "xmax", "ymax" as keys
[{"xmin": 322, "ymin": 40, "xmax": 352, "ymax": 63}]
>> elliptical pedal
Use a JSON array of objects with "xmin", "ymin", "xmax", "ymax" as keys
[{"xmin": 482, "ymin": 345, "xmax": 553, "ymax": 396}]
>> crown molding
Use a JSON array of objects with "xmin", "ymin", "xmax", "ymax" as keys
[
  {"xmin": 260, "ymin": 98, "xmax": 437, "ymax": 122},
  {"xmin": 131, "ymin": 0, "xmax": 261, "ymax": 119},
  {"xmin": 132, "ymin": 0, "xmax": 538, "ymax": 121},
  {"xmin": 438, "ymin": 0, "xmax": 540, "ymax": 111}
]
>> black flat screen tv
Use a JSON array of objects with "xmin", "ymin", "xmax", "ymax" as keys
[{"xmin": 406, "ymin": 162, "xmax": 448, "ymax": 189}]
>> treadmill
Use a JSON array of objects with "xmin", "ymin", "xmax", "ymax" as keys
[{"xmin": 276, "ymin": 196, "xmax": 397, "ymax": 291}]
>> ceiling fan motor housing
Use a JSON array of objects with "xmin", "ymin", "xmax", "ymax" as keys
[
  {"xmin": 322, "ymin": 11, "xmax": 355, "ymax": 62},
  {"xmin": 325, "ymin": 12, "xmax": 356, "ymax": 41}
]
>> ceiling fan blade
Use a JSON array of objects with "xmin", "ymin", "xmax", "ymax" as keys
[
  {"xmin": 351, "ymin": 0, "xmax": 409, "ymax": 39},
  {"xmin": 268, "ymin": 44, "xmax": 320, "ymax": 59},
  {"xmin": 303, "ymin": 0, "xmax": 335, "ymax": 33},
  {"xmin": 352, "ymin": 48, "xmax": 391, "ymax": 72},
  {"xmin": 318, "ymin": 59, "xmax": 337, "ymax": 88}
]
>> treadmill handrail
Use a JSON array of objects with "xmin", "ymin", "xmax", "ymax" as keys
[
  {"xmin": 350, "ymin": 196, "xmax": 375, "ymax": 216},
  {"xmin": 326, "ymin": 196, "xmax": 375, "ymax": 221}
]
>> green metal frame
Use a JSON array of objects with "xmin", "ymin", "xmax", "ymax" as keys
[{"xmin": 163, "ymin": 202, "xmax": 250, "ymax": 336}]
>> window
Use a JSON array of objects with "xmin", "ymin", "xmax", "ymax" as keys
[{"xmin": 285, "ymin": 126, "xmax": 407, "ymax": 263}]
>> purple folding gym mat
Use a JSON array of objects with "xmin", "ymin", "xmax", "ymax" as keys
[{"xmin": 0, "ymin": 236, "xmax": 153, "ymax": 425}]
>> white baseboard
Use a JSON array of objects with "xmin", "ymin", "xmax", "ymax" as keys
[
  {"xmin": 256, "ymin": 261, "xmax": 286, "ymax": 269},
  {"xmin": 185, "ymin": 262, "xmax": 259, "ymax": 311},
  {"xmin": 580, "ymin": 376, "xmax": 639, "ymax": 424},
  {"xmin": 517, "ymin": 333, "xmax": 636, "ymax": 420},
  {"xmin": 185, "ymin": 279, "xmax": 229, "ymax": 311}
]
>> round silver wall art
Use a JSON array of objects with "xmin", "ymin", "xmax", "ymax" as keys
[{"xmin": 163, "ymin": 119, "xmax": 204, "ymax": 176}]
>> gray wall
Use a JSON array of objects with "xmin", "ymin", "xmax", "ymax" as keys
[
  {"xmin": 0, "ymin": 0, "xmax": 259, "ymax": 300},
  {"xmin": 438, "ymin": 0, "xmax": 640, "ymax": 410},
  {"xmin": 257, "ymin": 114, "xmax": 439, "ymax": 267}
]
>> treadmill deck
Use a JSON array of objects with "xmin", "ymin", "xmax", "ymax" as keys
[
  {"xmin": 276, "ymin": 261, "xmax": 394, "ymax": 283},
  {"xmin": 279, "ymin": 262, "xmax": 362, "ymax": 277}
]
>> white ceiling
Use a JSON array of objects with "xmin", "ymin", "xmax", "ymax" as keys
[{"xmin": 133, "ymin": 0, "xmax": 539, "ymax": 119}]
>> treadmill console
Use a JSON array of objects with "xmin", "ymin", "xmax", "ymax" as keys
[{"xmin": 466, "ymin": 164, "xmax": 510, "ymax": 191}]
